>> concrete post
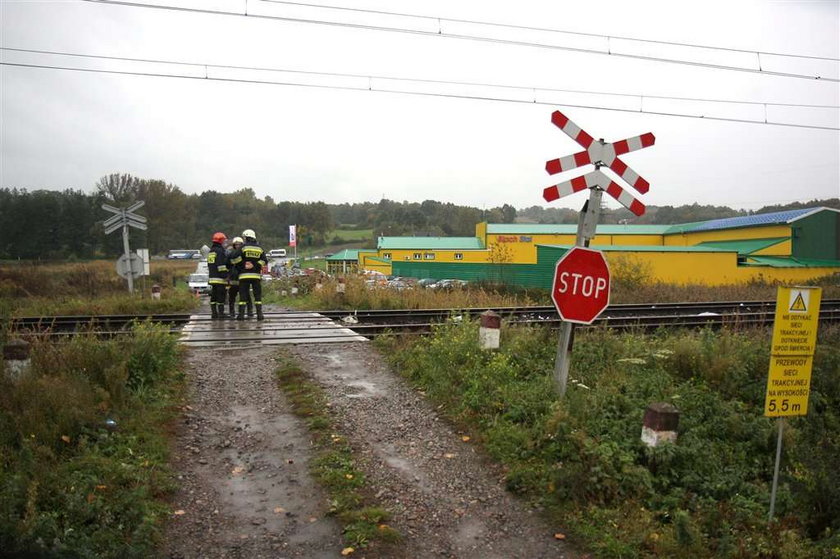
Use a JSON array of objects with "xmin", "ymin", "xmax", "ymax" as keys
[
  {"xmin": 3, "ymin": 339, "xmax": 32, "ymax": 382},
  {"xmin": 151, "ymin": 284, "xmax": 162, "ymax": 300},
  {"xmin": 641, "ymin": 402, "xmax": 680, "ymax": 447},
  {"xmin": 479, "ymin": 310, "xmax": 501, "ymax": 350},
  {"xmin": 336, "ymin": 277, "xmax": 346, "ymax": 294}
]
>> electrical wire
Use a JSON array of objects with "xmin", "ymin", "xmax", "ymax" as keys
[
  {"xmin": 77, "ymin": 0, "xmax": 840, "ymax": 83},
  {"xmin": 259, "ymin": 0, "xmax": 839, "ymax": 62},
  {"xmin": 3, "ymin": 46, "xmax": 837, "ymax": 109},
  {"xmin": 2, "ymin": 58, "xmax": 837, "ymax": 130}
]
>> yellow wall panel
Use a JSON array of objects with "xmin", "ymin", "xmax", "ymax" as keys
[{"xmin": 664, "ymin": 225, "xmax": 792, "ymax": 246}]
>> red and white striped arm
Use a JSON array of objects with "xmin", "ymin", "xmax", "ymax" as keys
[
  {"xmin": 608, "ymin": 157, "xmax": 651, "ymax": 194},
  {"xmin": 603, "ymin": 176, "xmax": 646, "ymax": 216},
  {"xmin": 545, "ymin": 150, "xmax": 591, "ymax": 175},
  {"xmin": 543, "ymin": 170, "xmax": 600, "ymax": 202},
  {"xmin": 550, "ymin": 111, "xmax": 594, "ymax": 149},
  {"xmin": 612, "ymin": 132, "xmax": 655, "ymax": 156}
]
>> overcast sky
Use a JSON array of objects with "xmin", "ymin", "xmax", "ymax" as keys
[{"xmin": 1, "ymin": 0, "xmax": 838, "ymax": 213}]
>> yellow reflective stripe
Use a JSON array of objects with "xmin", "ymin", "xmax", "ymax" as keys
[
  {"xmin": 230, "ymin": 256, "xmax": 242, "ymax": 264},
  {"xmin": 258, "ymin": 259, "xmax": 266, "ymax": 266},
  {"xmin": 209, "ymin": 279, "xmax": 227, "ymax": 284},
  {"xmin": 218, "ymin": 265, "xmax": 228, "ymax": 271},
  {"xmin": 239, "ymin": 273, "xmax": 261, "ymax": 280}
]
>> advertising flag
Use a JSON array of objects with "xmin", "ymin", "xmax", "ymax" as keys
[{"xmin": 289, "ymin": 225, "xmax": 297, "ymax": 247}]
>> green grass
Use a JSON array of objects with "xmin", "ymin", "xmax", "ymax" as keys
[
  {"xmin": 275, "ymin": 356, "xmax": 400, "ymax": 550},
  {"xmin": 0, "ymin": 323, "xmax": 184, "ymax": 558},
  {"xmin": 376, "ymin": 320, "xmax": 840, "ymax": 558},
  {"xmin": 329, "ymin": 229, "xmax": 373, "ymax": 243}
]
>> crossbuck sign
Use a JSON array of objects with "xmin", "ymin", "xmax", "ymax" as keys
[
  {"xmin": 543, "ymin": 111, "xmax": 654, "ymax": 215},
  {"xmin": 103, "ymin": 201, "xmax": 147, "ymax": 293}
]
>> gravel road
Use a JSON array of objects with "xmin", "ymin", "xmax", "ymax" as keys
[{"xmin": 163, "ymin": 312, "xmax": 577, "ymax": 558}]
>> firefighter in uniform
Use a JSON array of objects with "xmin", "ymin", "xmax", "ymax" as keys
[
  {"xmin": 229, "ymin": 229, "xmax": 266, "ymax": 321},
  {"xmin": 225, "ymin": 236, "xmax": 253, "ymax": 318},
  {"xmin": 208, "ymin": 231, "xmax": 229, "ymax": 319}
]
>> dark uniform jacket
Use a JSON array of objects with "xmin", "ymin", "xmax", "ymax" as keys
[
  {"xmin": 230, "ymin": 242, "xmax": 266, "ymax": 281},
  {"xmin": 208, "ymin": 242, "xmax": 229, "ymax": 284},
  {"xmin": 225, "ymin": 247, "xmax": 240, "ymax": 285}
]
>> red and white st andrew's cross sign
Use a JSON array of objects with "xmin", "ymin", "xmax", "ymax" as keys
[
  {"xmin": 551, "ymin": 247, "xmax": 611, "ymax": 325},
  {"xmin": 542, "ymin": 111, "xmax": 655, "ymax": 216}
]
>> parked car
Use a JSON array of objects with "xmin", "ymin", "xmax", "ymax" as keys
[
  {"xmin": 187, "ymin": 273, "xmax": 210, "ymax": 294},
  {"xmin": 168, "ymin": 249, "xmax": 201, "ymax": 259},
  {"xmin": 430, "ymin": 279, "xmax": 468, "ymax": 290},
  {"xmin": 416, "ymin": 278, "xmax": 438, "ymax": 288}
]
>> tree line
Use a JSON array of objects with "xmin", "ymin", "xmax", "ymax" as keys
[{"xmin": 0, "ymin": 173, "xmax": 836, "ymax": 260}]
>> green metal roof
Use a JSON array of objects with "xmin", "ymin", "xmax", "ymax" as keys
[
  {"xmin": 378, "ymin": 236, "xmax": 485, "ymax": 250},
  {"xmin": 696, "ymin": 238, "xmax": 788, "ymax": 255},
  {"xmin": 488, "ymin": 223, "xmax": 673, "ymax": 235},
  {"xmin": 326, "ymin": 249, "xmax": 360, "ymax": 261},
  {"xmin": 538, "ymin": 244, "xmax": 730, "ymax": 253},
  {"xmin": 744, "ymin": 256, "xmax": 840, "ymax": 268}
]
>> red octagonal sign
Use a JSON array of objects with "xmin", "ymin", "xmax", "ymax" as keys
[{"xmin": 551, "ymin": 247, "xmax": 611, "ymax": 324}]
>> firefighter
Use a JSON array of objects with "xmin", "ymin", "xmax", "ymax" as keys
[
  {"xmin": 208, "ymin": 231, "xmax": 229, "ymax": 319},
  {"xmin": 225, "ymin": 236, "xmax": 253, "ymax": 318},
  {"xmin": 229, "ymin": 228, "xmax": 266, "ymax": 321}
]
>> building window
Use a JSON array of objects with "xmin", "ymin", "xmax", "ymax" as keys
[
  {"xmin": 383, "ymin": 253, "xmax": 392, "ymax": 260},
  {"xmin": 424, "ymin": 253, "xmax": 435, "ymax": 260},
  {"xmin": 454, "ymin": 253, "xmax": 463, "ymax": 260},
  {"xmin": 413, "ymin": 253, "xmax": 422, "ymax": 260}
]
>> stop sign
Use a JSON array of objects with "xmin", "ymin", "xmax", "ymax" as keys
[{"xmin": 551, "ymin": 247, "xmax": 611, "ymax": 324}]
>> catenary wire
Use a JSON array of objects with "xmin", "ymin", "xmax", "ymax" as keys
[
  {"xmin": 3, "ymin": 46, "xmax": 837, "ymax": 109},
  {"xmin": 2, "ymin": 60, "xmax": 837, "ymax": 130},
  {"xmin": 258, "ymin": 0, "xmax": 839, "ymax": 62},
  {"xmin": 77, "ymin": 0, "xmax": 840, "ymax": 83}
]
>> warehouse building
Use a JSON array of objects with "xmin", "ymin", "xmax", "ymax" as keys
[{"xmin": 355, "ymin": 206, "xmax": 840, "ymax": 287}]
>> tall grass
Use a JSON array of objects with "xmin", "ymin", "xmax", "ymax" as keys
[
  {"xmin": 0, "ymin": 260, "xmax": 199, "ymax": 317},
  {"xmin": 377, "ymin": 321, "xmax": 840, "ymax": 558},
  {"xmin": 0, "ymin": 323, "xmax": 183, "ymax": 557},
  {"xmin": 263, "ymin": 271, "xmax": 840, "ymax": 311}
]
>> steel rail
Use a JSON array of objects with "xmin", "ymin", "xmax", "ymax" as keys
[{"xmin": 10, "ymin": 307, "xmax": 838, "ymax": 342}]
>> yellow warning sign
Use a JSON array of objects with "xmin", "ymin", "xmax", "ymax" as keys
[
  {"xmin": 764, "ymin": 355, "xmax": 813, "ymax": 417},
  {"xmin": 789, "ymin": 292, "xmax": 807, "ymax": 312},
  {"xmin": 764, "ymin": 286, "xmax": 821, "ymax": 417},
  {"xmin": 769, "ymin": 287, "xmax": 821, "ymax": 356}
]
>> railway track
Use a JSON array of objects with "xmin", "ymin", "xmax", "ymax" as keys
[{"xmin": 6, "ymin": 299, "xmax": 840, "ymax": 343}]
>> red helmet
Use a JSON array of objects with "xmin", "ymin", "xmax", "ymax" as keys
[{"xmin": 212, "ymin": 232, "xmax": 227, "ymax": 243}]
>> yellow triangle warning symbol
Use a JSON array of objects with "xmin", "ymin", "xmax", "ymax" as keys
[{"xmin": 790, "ymin": 292, "xmax": 807, "ymax": 312}]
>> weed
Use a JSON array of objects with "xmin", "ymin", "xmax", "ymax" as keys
[
  {"xmin": 0, "ymin": 324, "xmax": 183, "ymax": 557},
  {"xmin": 376, "ymin": 318, "xmax": 840, "ymax": 558}
]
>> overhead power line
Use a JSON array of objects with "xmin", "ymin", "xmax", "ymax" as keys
[
  {"xmin": 3, "ymin": 46, "xmax": 836, "ymax": 110},
  {"xmin": 78, "ymin": 0, "xmax": 840, "ymax": 83},
  {"xmin": 2, "ymin": 49, "xmax": 837, "ymax": 130},
  {"xmin": 260, "ymin": 0, "xmax": 839, "ymax": 62}
]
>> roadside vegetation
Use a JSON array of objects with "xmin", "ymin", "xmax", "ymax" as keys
[
  {"xmin": 0, "ymin": 260, "xmax": 199, "ymax": 317},
  {"xmin": 376, "ymin": 319, "xmax": 840, "ymax": 558},
  {"xmin": 262, "ymin": 266, "xmax": 840, "ymax": 310},
  {"xmin": 275, "ymin": 355, "xmax": 400, "ymax": 552},
  {"xmin": 0, "ymin": 323, "xmax": 183, "ymax": 558}
]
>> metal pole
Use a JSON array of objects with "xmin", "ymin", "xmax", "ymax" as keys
[
  {"xmin": 552, "ymin": 184, "xmax": 603, "ymax": 395},
  {"xmin": 768, "ymin": 418, "xmax": 784, "ymax": 523},
  {"xmin": 122, "ymin": 222, "xmax": 134, "ymax": 294}
]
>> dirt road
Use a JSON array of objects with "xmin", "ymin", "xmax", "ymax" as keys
[{"xmin": 163, "ymin": 319, "xmax": 576, "ymax": 558}]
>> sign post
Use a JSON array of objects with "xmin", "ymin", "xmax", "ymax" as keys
[
  {"xmin": 102, "ymin": 201, "xmax": 147, "ymax": 293},
  {"xmin": 540, "ymin": 110, "xmax": 654, "ymax": 395},
  {"xmin": 764, "ymin": 286, "xmax": 821, "ymax": 523}
]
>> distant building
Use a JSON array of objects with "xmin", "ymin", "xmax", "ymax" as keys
[{"xmin": 350, "ymin": 207, "xmax": 840, "ymax": 286}]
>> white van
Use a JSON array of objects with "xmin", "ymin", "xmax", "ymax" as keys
[{"xmin": 268, "ymin": 249, "xmax": 287, "ymax": 258}]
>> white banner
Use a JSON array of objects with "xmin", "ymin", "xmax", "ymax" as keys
[{"xmin": 289, "ymin": 225, "xmax": 297, "ymax": 247}]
